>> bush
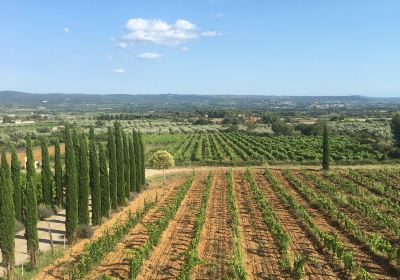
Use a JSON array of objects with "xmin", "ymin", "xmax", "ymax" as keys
[
  {"xmin": 77, "ymin": 224, "xmax": 94, "ymax": 239},
  {"xmin": 52, "ymin": 205, "xmax": 61, "ymax": 214},
  {"xmin": 38, "ymin": 204, "xmax": 54, "ymax": 220},
  {"xmin": 15, "ymin": 220, "xmax": 25, "ymax": 232}
]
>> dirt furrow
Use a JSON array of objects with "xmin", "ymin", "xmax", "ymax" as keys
[
  {"xmin": 136, "ymin": 172, "xmax": 208, "ymax": 280},
  {"xmin": 233, "ymin": 170, "xmax": 288, "ymax": 280},
  {"xmin": 273, "ymin": 170, "xmax": 398, "ymax": 279},
  {"xmin": 253, "ymin": 170, "xmax": 345, "ymax": 280},
  {"xmin": 85, "ymin": 176, "xmax": 187, "ymax": 279},
  {"xmin": 192, "ymin": 170, "xmax": 234, "ymax": 280}
]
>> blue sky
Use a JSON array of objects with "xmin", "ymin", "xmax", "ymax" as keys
[{"xmin": 1, "ymin": 0, "xmax": 399, "ymax": 96}]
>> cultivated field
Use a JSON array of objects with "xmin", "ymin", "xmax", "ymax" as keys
[{"xmin": 33, "ymin": 167, "xmax": 400, "ymax": 279}]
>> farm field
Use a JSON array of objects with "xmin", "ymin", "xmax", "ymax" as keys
[{"xmin": 30, "ymin": 166, "xmax": 400, "ymax": 280}]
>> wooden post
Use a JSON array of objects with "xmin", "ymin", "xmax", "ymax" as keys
[{"xmin": 48, "ymin": 219, "xmax": 54, "ymax": 254}]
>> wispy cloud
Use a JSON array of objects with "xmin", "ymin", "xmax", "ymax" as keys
[
  {"xmin": 201, "ymin": 31, "xmax": 222, "ymax": 37},
  {"xmin": 63, "ymin": 27, "xmax": 70, "ymax": 33},
  {"xmin": 137, "ymin": 52, "xmax": 163, "ymax": 60},
  {"xmin": 112, "ymin": 68, "xmax": 125, "ymax": 74},
  {"xmin": 181, "ymin": 46, "xmax": 189, "ymax": 52}
]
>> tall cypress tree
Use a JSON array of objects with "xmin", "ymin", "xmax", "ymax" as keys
[
  {"xmin": 0, "ymin": 148, "xmax": 15, "ymax": 278},
  {"xmin": 99, "ymin": 144, "xmax": 110, "ymax": 218},
  {"xmin": 108, "ymin": 127, "xmax": 118, "ymax": 211},
  {"xmin": 138, "ymin": 132, "xmax": 145, "ymax": 185},
  {"xmin": 322, "ymin": 123, "xmax": 330, "ymax": 171},
  {"xmin": 65, "ymin": 124, "xmax": 78, "ymax": 244},
  {"xmin": 78, "ymin": 133, "xmax": 89, "ymax": 225},
  {"xmin": 41, "ymin": 137, "xmax": 52, "ymax": 205},
  {"xmin": 25, "ymin": 134, "xmax": 39, "ymax": 267},
  {"xmin": 54, "ymin": 138, "xmax": 63, "ymax": 208},
  {"xmin": 123, "ymin": 132, "xmax": 130, "ymax": 199},
  {"xmin": 11, "ymin": 144, "xmax": 22, "ymax": 221},
  {"xmin": 89, "ymin": 127, "xmax": 101, "ymax": 225},
  {"xmin": 115, "ymin": 121, "xmax": 125, "ymax": 206},
  {"xmin": 133, "ymin": 129, "xmax": 141, "ymax": 193},
  {"xmin": 129, "ymin": 135, "xmax": 136, "ymax": 192}
]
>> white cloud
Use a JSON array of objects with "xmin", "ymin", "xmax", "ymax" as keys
[
  {"xmin": 181, "ymin": 46, "xmax": 189, "ymax": 52},
  {"xmin": 63, "ymin": 27, "xmax": 70, "ymax": 33},
  {"xmin": 117, "ymin": 42, "xmax": 128, "ymax": 49},
  {"xmin": 137, "ymin": 52, "xmax": 163, "ymax": 60},
  {"xmin": 201, "ymin": 31, "xmax": 222, "ymax": 37},
  {"xmin": 112, "ymin": 68, "xmax": 125, "ymax": 74},
  {"xmin": 175, "ymin": 19, "xmax": 196, "ymax": 30},
  {"xmin": 106, "ymin": 53, "xmax": 112, "ymax": 60}
]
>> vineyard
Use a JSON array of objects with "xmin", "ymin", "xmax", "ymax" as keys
[
  {"xmin": 33, "ymin": 167, "xmax": 400, "ymax": 279},
  {"xmin": 165, "ymin": 132, "xmax": 382, "ymax": 165}
]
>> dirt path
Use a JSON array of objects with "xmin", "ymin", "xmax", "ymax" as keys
[
  {"xmin": 272, "ymin": 170, "xmax": 398, "ymax": 279},
  {"xmin": 192, "ymin": 170, "xmax": 234, "ymax": 280},
  {"xmin": 136, "ymin": 172, "xmax": 208, "ymax": 280},
  {"xmin": 252, "ymin": 170, "xmax": 345, "ymax": 279},
  {"xmin": 33, "ymin": 178, "xmax": 178, "ymax": 280},
  {"xmin": 233, "ymin": 170, "xmax": 288, "ymax": 280},
  {"xmin": 85, "ymin": 177, "xmax": 187, "ymax": 279}
]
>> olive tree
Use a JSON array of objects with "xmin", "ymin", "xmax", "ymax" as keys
[{"xmin": 149, "ymin": 151, "xmax": 174, "ymax": 185}]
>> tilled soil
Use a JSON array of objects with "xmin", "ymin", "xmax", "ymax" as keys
[
  {"xmin": 273, "ymin": 170, "xmax": 398, "ymax": 279},
  {"xmin": 85, "ymin": 176, "xmax": 188, "ymax": 279},
  {"xmin": 233, "ymin": 170, "xmax": 288, "ymax": 280},
  {"xmin": 136, "ymin": 172, "xmax": 208, "ymax": 280},
  {"xmin": 253, "ymin": 170, "xmax": 346, "ymax": 280},
  {"xmin": 192, "ymin": 170, "xmax": 235, "ymax": 280}
]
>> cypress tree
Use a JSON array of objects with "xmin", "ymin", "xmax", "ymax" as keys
[
  {"xmin": 99, "ymin": 144, "xmax": 110, "ymax": 218},
  {"xmin": 115, "ymin": 121, "xmax": 125, "ymax": 206},
  {"xmin": 0, "ymin": 148, "xmax": 15, "ymax": 278},
  {"xmin": 65, "ymin": 124, "xmax": 78, "ymax": 244},
  {"xmin": 138, "ymin": 132, "xmax": 145, "ymax": 185},
  {"xmin": 322, "ymin": 123, "xmax": 330, "ymax": 171},
  {"xmin": 123, "ymin": 132, "xmax": 130, "ymax": 199},
  {"xmin": 73, "ymin": 128, "xmax": 80, "ymax": 180},
  {"xmin": 41, "ymin": 137, "xmax": 52, "ymax": 205},
  {"xmin": 129, "ymin": 135, "xmax": 136, "ymax": 192},
  {"xmin": 133, "ymin": 129, "xmax": 141, "ymax": 193},
  {"xmin": 25, "ymin": 134, "xmax": 39, "ymax": 267},
  {"xmin": 89, "ymin": 127, "xmax": 101, "ymax": 225},
  {"xmin": 11, "ymin": 144, "xmax": 22, "ymax": 221},
  {"xmin": 54, "ymin": 138, "xmax": 63, "ymax": 208},
  {"xmin": 108, "ymin": 127, "xmax": 118, "ymax": 211},
  {"xmin": 78, "ymin": 133, "xmax": 89, "ymax": 225}
]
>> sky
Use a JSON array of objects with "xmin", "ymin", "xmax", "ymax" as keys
[{"xmin": 0, "ymin": 0, "xmax": 399, "ymax": 96}]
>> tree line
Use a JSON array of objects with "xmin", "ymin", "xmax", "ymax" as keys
[{"xmin": 0, "ymin": 121, "xmax": 145, "ymax": 279}]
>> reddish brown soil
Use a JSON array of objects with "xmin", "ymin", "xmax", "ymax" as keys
[
  {"xmin": 33, "ymin": 177, "xmax": 184, "ymax": 280},
  {"xmin": 85, "ymin": 176, "xmax": 188, "ymax": 279},
  {"xmin": 192, "ymin": 170, "xmax": 235, "ymax": 280},
  {"xmin": 252, "ymin": 170, "xmax": 345, "ymax": 279},
  {"xmin": 233, "ymin": 170, "xmax": 288, "ymax": 280},
  {"xmin": 272, "ymin": 170, "xmax": 398, "ymax": 279},
  {"xmin": 136, "ymin": 172, "xmax": 208, "ymax": 280}
]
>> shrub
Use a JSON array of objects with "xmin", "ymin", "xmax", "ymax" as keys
[
  {"xmin": 77, "ymin": 224, "xmax": 94, "ymax": 239},
  {"xmin": 38, "ymin": 204, "xmax": 54, "ymax": 220}
]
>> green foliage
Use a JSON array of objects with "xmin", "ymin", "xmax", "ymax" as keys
[
  {"xmin": 78, "ymin": 133, "xmax": 90, "ymax": 225},
  {"xmin": 11, "ymin": 144, "xmax": 22, "ymax": 221},
  {"xmin": 322, "ymin": 124, "xmax": 330, "ymax": 170},
  {"xmin": 54, "ymin": 138, "xmax": 63, "ymax": 207},
  {"xmin": 0, "ymin": 148, "xmax": 15, "ymax": 276},
  {"xmin": 271, "ymin": 120, "xmax": 294, "ymax": 136},
  {"xmin": 123, "ymin": 132, "xmax": 130, "ymax": 199},
  {"xmin": 115, "ymin": 121, "xmax": 125, "ymax": 206},
  {"xmin": 99, "ymin": 143, "xmax": 110, "ymax": 218},
  {"xmin": 89, "ymin": 126, "xmax": 101, "ymax": 225},
  {"xmin": 139, "ymin": 133, "xmax": 145, "ymax": 185},
  {"xmin": 129, "ymin": 136, "xmax": 137, "ymax": 193},
  {"xmin": 391, "ymin": 112, "xmax": 400, "ymax": 148},
  {"xmin": 65, "ymin": 124, "xmax": 78, "ymax": 244},
  {"xmin": 133, "ymin": 129, "xmax": 141, "ymax": 193},
  {"xmin": 149, "ymin": 151, "xmax": 175, "ymax": 170},
  {"xmin": 108, "ymin": 126, "xmax": 118, "ymax": 210},
  {"xmin": 41, "ymin": 136, "xmax": 53, "ymax": 205}
]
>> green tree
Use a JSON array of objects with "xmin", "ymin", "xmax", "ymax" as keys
[
  {"xmin": 108, "ymin": 127, "xmax": 118, "ymax": 210},
  {"xmin": 129, "ymin": 136, "xmax": 136, "ymax": 192},
  {"xmin": 123, "ymin": 132, "xmax": 130, "ymax": 199},
  {"xmin": 271, "ymin": 120, "xmax": 294, "ymax": 136},
  {"xmin": 115, "ymin": 121, "xmax": 125, "ymax": 206},
  {"xmin": 0, "ymin": 148, "xmax": 15, "ymax": 278},
  {"xmin": 149, "ymin": 151, "xmax": 174, "ymax": 185},
  {"xmin": 25, "ymin": 135, "xmax": 39, "ymax": 267},
  {"xmin": 322, "ymin": 123, "xmax": 330, "ymax": 171},
  {"xmin": 54, "ymin": 138, "xmax": 63, "ymax": 207},
  {"xmin": 78, "ymin": 133, "xmax": 89, "ymax": 225},
  {"xmin": 89, "ymin": 127, "xmax": 101, "ymax": 225},
  {"xmin": 138, "ymin": 132, "xmax": 145, "ymax": 185},
  {"xmin": 11, "ymin": 144, "xmax": 22, "ymax": 221},
  {"xmin": 41, "ymin": 137, "xmax": 53, "ymax": 205},
  {"xmin": 65, "ymin": 124, "xmax": 78, "ymax": 244},
  {"xmin": 99, "ymin": 144, "xmax": 110, "ymax": 218},
  {"xmin": 133, "ymin": 130, "xmax": 141, "ymax": 193},
  {"xmin": 391, "ymin": 112, "xmax": 400, "ymax": 148}
]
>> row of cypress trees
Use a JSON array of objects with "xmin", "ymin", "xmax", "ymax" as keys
[{"xmin": 0, "ymin": 121, "xmax": 145, "ymax": 278}]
